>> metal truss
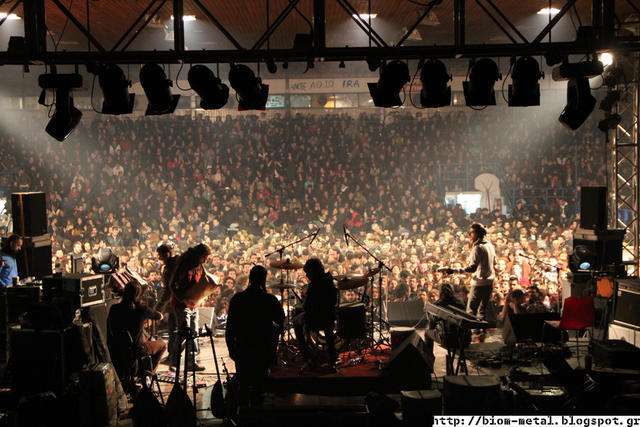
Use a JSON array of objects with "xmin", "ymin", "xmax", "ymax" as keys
[
  {"xmin": 610, "ymin": 54, "xmax": 640, "ymax": 274},
  {"xmin": 0, "ymin": 0, "xmax": 638, "ymax": 65}
]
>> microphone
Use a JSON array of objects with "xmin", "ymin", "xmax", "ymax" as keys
[{"xmin": 343, "ymin": 225, "xmax": 349, "ymax": 247}]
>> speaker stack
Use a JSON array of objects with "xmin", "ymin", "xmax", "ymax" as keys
[
  {"xmin": 569, "ymin": 187, "xmax": 625, "ymax": 297},
  {"xmin": 11, "ymin": 192, "xmax": 52, "ymax": 280}
]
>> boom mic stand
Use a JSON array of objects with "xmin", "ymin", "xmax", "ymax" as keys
[
  {"xmin": 344, "ymin": 229, "xmax": 392, "ymax": 351},
  {"xmin": 265, "ymin": 229, "xmax": 319, "ymax": 362},
  {"xmin": 517, "ymin": 252, "xmax": 561, "ymax": 283},
  {"xmin": 265, "ymin": 228, "xmax": 320, "ymax": 265}
]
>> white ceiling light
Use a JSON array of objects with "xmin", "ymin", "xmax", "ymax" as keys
[
  {"xmin": 599, "ymin": 52, "xmax": 614, "ymax": 67},
  {"xmin": 0, "ymin": 13, "xmax": 21, "ymax": 20},
  {"xmin": 537, "ymin": 7, "xmax": 561, "ymax": 15},
  {"xmin": 353, "ymin": 13, "xmax": 377, "ymax": 20},
  {"xmin": 170, "ymin": 15, "xmax": 196, "ymax": 22}
]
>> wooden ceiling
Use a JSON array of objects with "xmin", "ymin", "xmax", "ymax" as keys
[{"xmin": 1, "ymin": 0, "xmax": 637, "ymax": 53}]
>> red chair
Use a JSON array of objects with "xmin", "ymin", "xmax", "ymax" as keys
[{"xmin": 544, "ymin": 296, "xmax": 595, "ymax": 365}]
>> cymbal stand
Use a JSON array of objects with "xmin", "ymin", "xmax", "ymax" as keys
[
  {"xmin": 344, "ymin": 230, "xmax": 392, "ymax": 351},
  {"xmin": 266, "ymin": 229, "xmax": 319, "ymax": 364}
]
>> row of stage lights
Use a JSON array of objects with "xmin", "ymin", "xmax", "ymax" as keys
[
  {"xmin": 39, "ymin": 62, "xmax": 268, "ymax": 141},
  {"xmin": 40, "ymin": 55, "xmax": 608, "ymax": 141}
]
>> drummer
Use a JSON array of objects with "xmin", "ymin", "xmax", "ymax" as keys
[{"xmin": 293, "ymin": 258, "xmax": 339, "ymax": 368}]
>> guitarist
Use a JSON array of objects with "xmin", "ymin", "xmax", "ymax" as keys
[
  {"xmin": 439, "ymin": 223, "xmax": 496, "ymax": 343},
  {"xmin": 160, "ymin": 243, "xmax": 213, "ymax": 372},
  {"xmin": 226, "ymin": 265, "xmax": 284, "ymax": 406}
]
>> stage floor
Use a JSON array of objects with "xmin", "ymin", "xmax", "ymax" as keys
[{"xmin": 119, "ymin": 328, "xmax": 605, "ymax": 425}]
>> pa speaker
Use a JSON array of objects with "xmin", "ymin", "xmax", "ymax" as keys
[
  {"xmin": 11, "ymin": 192, "xmax": 47, "ymax": 237},
  {"xmin": 386, "ymin": 332, "xmax": 434, "ymax": 388},
  {"xmin": 580, "ymin": 187, "xmax": 607, "ymax": 230},
  {"xmin": 388, "ymin": 300, "xmax": 427, "ymax": 327},
  {"xmin": 16, "ymin": 234, "xmax": 52, "ymax": 279}
]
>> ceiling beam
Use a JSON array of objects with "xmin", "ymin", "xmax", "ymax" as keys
[{"xmin": 1, "ymin": 39, "xmax": 637, "ymax": 66}]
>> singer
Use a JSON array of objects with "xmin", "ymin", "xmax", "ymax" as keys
[{"xmin": 441, "ymin": 223, "xmax": 496, "ymax": 342}]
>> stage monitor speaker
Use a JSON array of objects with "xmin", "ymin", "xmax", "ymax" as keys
[
  {"xmin": 16, "ymin": 234, "xmax": 52, "ymax": 279},
  {"xmin": 502, "ymin": 311, "xmax": 562, "ymax": 345},
  {"xmin": 580, "ymin": 186, "xmax": 607, "ymax": 230},
  {"xmin": 11, "ymin": 192, "xmax": 47, "ymax": 237},
  {"xmin": 613, "ymin": 279, "xmax": 640, "ymax": 329},
  {"xmin": 443, "ymin": 375, "xmax": 501, "ymax": 415},
  {"xmin": 386, "ymin": 332, "xmax": 434, "ymax": 389},
  {"xmin": 388, "ymin": 300, "xmax": 427, "ymax": 327}
]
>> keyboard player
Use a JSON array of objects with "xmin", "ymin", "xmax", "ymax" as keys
[{"xmin": 426, "ymin": 283, "xmax": 471, "ymax": 348}]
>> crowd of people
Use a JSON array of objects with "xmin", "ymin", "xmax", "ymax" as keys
[{"xmin": 0, "ymin": 106, "xmax": 605, "ymax": 326}]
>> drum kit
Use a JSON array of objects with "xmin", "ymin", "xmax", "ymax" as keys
[{"xmin": 267, "ymin": 257, "xmax": 385, "ymax": 364}]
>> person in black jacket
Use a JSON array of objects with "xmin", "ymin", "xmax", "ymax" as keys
[
  {"xmin": 226, "ymin": 265, "xmax": 284, "ymax": 405},
  {"xmin": 294, "ymin": 258, "xmax": 338, "ymax": 367},
  {"xmin": 108, "ymin": 280, "xmax": 165, "ymax": 374}
]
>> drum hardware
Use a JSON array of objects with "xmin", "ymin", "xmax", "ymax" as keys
[
  {"xmin": 268, "ymin": 259, "xmax": 304, "ymax": 270},
  {"xmin": 343, "ymin": 226, "xmax": 392, "ymax": 351},
  {"xmin": 265, "ymin": 229, "xmax": 320, "ymax": 365}
]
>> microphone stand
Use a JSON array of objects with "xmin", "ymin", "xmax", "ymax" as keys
[
  {"xmin": 344, "ymin": 230, "xmax": 392, "ymax": 351},
  {"xmin": 265, "ymin": 229, "xmax": 319, "ymax": 362},
  {"xmin": 518, "ymin": 252, "xmax": 561, "ymax": 283}
]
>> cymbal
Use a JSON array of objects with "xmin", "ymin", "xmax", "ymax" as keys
[
  {"xmin": 269, "ymin": 259, "xmax": 304, "ymax": 270},
  {"xmin": 267, "ymin": 281, "xmax": 300, "ymax": 290},
  {"xmin": 334, "ymin": 274, "xmax": 368, "ymax": 290}
]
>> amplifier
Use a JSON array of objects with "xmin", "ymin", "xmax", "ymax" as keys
[
  {"xmin": 613, "ymin": 279, "xmax": 640, "ymax": 329},
  {"xmin": 42, "ymin": 274, "xmax": 105, "ymax": 307},
  {"xmin": 591, "ymin": 339, "xmax": 640, "ymax": 369},
  {"xmin": 6, "ymin": 286, "xmax": 41, "ymax": 323}
]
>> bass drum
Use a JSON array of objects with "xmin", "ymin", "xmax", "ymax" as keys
[
  {"xmin": 306, "ymin": 328, "xmax": 345, "ymax": 356},
  {"xmin": 306, "ymin": 303, "xmax": 368, "ymax": 358}
]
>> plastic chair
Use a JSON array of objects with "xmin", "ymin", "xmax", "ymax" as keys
[{"xmin": 544, "ymin": 296, "xmax": 595, "ymax": 364}]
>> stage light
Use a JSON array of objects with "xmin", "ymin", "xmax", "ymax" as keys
[
  {"xmin": 266, "ymin": 57, "xmax": 278, "ymax": 74},
  {"xmin": 598, "ymin": 113, "xmax": 621, "ymax": 133},
  {"xmin": 599, "ymin": 52, "xmax": 614, "ymax": 67},
  {"xmin": 367, "ymin": 56, "xmax": 381, "ymax": 72},
  {"xmin": 352, "ymin": 13, "xmax": 377, "ymax": 20},
  {"xmin": 45, "ymin": 88, "xmax": 82, "ymax": 141},
  {"xmin": 599, "ymin": 90, "xmax": 620, "ymax": 112},
  {"xmin": 38, "ymin": 73, "xmax": 83, "ymax": 141},
  {"xmin": 228, "ymin": 64, "xmax": 269, "ymax": 111},
  {"xmin": 0, "ymin": 13, "xmax": 21, "ymax": 20},
  {"xmin": 139, "ymin": 63, "xmax": 180, "ymax": 116},
  {"xmin": 187, "ymin": 65, "xmax": 229, "ymax": 110},
  {"xmin": 91, "ymin": 248, "xmax": 120, "ymax": 274},
  {"xmin": 537, "ymin": 7, "xmax": 560, "ymax": 15},
  {"xmin": 367, "ymin": 60, "xmax": 410, "ymax": 108},
  {"xmin": 170, "ymin": 15, "xmax": 196, "ymax": 21},
  {"xmin": 419, "ymin": 59, "xmax": 451, "ymax": 108},
  {"xmin": 508, "ymin": 56, "xmax": 542, "ymax": 107},
  {"xmin": 463, "ymin": 58, "xmax": 500, "ymax": 106},
  {"xmin": 570, "ymin": 245, "xmax": 594, "ymax": 272},
  {"xmin": 558, "ymin": 77, "xmax": 596, "ymax": 130},
  {"xmin": 98, "ymin": 64, "xmax": 135, "ymax": 115}
]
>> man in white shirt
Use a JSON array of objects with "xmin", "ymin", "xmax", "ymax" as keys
[{"xmin": 443, "ymin": 223, "xmax": 496, "ymax": 341}]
